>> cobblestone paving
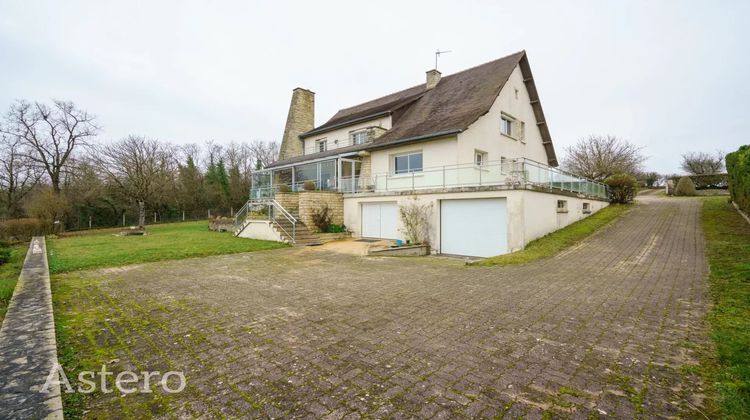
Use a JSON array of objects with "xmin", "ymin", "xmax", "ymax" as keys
[{"xmin": 54, "ymin": 195, "xmax": 710, "ymax": 418}]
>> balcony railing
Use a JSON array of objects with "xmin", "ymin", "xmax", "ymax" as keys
[
  {"xmin": 251, "ymin": 158, "xmax": 608, "ymax": 200},
  {"xmin": 303, "ymin": 136, "xmax": 371, "ymax": 155},
  {"xmin": 342, "ymin": 158, "xmax": 607, "ymax": 199}
]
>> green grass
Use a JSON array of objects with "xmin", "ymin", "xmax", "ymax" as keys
[
  {"xmin": 0, "ymin": 243, "xmax": 27, "ymax": 323},
  {"xmin": 475, "ymin": 204, "xmax": 631, "ymax": 266},
  {"xmin": 700, "ymin": 196, "xmax": 750, "ymax": 418},
  {"xmin": 47, "ymin": 221, "xmax": 287, "ymax": 274}
]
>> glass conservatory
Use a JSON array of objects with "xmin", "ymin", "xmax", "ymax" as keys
[{"xmin": 250, "ymin": 157, "xmax": 362, "ymax": 199}]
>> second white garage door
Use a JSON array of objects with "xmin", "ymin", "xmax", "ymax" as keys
[
  {"xmin": 441, "ymin": 198, "xmax": 508, "ymax": 257},
  {"xmin": 361, "ymin": 202, "xmax": 399, "ymax": 239}
]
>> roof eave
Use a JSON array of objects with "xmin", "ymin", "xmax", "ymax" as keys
[
  {"xmin": 366, "ymin": 129, "xmax": 463, "ymax": 151},
  {"xmin": 300, "ymin": 111, "xmax": 392, "ymax": 139}
]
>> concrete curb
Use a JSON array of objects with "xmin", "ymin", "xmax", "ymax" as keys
[
  {"xmin": 732, "ymin": 201, "xmax": 750, "ymax": 226},
  {"xmin": 0, "ymin": 237, "xmax": 63, "ymax": 419}
]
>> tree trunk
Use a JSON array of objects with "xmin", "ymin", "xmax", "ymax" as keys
[{"xmin": 138, "ymin": 200, "xmax": 146, "ymax": 229}]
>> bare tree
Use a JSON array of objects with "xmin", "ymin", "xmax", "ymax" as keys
[
  {"xmin": 680, "ymin": 151, "xmax": 724, "ymax": 175},
  {"xmin": 0, "ymin": 133, "xmax": 42, "ymax": 217},
  {"xmin": 1, "ymin": 100, "xmax": 99, "ymax": 194},
  {"xmin": 92, "ymin": 136, "xmax": 170, "ymax": 228},
  {"xmin": 248, "ymin": 139, "xmax": 279, "ymax": 170},
  {"xmin": 562, "ymin": 135, "xmax": 646, "ymax": 181}
]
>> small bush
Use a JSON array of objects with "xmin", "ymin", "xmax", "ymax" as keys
[
  {"xmin": 326, "ymin": 224, "xmax": 346, "ymax": 233},
  {"xmin": 0, "ymin": 247, "xmax": 10, "ymax": 265},
  {"xmin": 311, "ymin": 204, "xmax": 332, "ymax": 232},
  {"xmin": 674, "ymin": 176, "xmax": 697, "ymax": 196},
  {"xmin": 0, "ymin": 218, "xmax": 47, "ymax": 241},
  {"xmin": 605, "ymin": 174, "xmax": 638, "ymax": 204},
  {"xmin": 278, "ymin": 184, "xmax": 290, "ymax": 193},
  {"xmin": 398, "ymin": 196, "xmax": 433, "ymax": 245},
  {"xmin": 303, "ymin": 180, "xmax": 316, "ymax": 191}
]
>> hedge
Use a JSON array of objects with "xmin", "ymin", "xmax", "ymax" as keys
[
  {"xmin": 727, "ymin": 145, "xmax": 750, "ymax": 214},
  {"xmin": 0, "ymin": 218, "xmax": 48, "ymax": 241}
]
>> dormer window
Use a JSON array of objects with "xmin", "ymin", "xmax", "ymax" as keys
[
  {"xmin": 315, "ymin": 138, "xmax": 327, "ymax": 153},
  {"xmin": 350, "ymin": 130, "xmax": 369, "ymax": 145}
]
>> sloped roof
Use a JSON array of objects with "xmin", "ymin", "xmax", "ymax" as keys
[{"xmin": 269, "ymin": 50, "xmax": 558, "ymax": 169}]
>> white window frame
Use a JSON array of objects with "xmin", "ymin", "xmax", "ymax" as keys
[
  {"xmin": 557, "ymin": 200, "xmax": 568, "ymax": 213},
  {"xmin": 500, "ymin": 114, "xmax": 514, "ymax": 137},
  {"xmin": 501, "ymin": 112, "xmax": 524, "ymax": 141},
  {"xmin": 475, "ymin": 150, "xmax": 488, "ymax": 166},
  {"xmin": 393, "ymin": 151, "xmax": 423, "ymax": 175},
  {"xmin": 315, "ymin": 138, "xmax": 327, "ymax": 153},
  {"xmin": 350, "ymin": 130, "xmax": 369, "ymax": 145}
]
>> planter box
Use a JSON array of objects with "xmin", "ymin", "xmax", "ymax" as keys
[
  {"xmin": 317, "ymin": 232, "xmax": 352, "ymax": 244},
  {"xmin": 368, "ymin": 244, "xmax": 430, "ymax": 257}
]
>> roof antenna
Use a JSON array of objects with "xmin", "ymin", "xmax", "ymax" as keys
[{"xmin": 435, "ymin": 49, "xmax": 452, "ymax": 70}]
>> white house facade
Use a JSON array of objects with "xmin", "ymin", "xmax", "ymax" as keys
[{"xmin": 235, "ymin": 51, "xmax": 608, "ymax": 257}]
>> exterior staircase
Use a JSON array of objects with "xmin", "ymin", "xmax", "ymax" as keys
[
  {"xmin": 272, "ymin": 213, "xmax": 321, "ymax": 246},
  {"xmin": 234, "ymin": 198, "xmax": 321, "ymax": 246}
]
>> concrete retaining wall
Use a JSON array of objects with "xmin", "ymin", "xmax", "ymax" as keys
[{"xmin": 0, "ymin": 237, "xmax": 63, "ymax": 419}]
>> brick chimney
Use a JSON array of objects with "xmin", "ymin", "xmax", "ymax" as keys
[
  {"xmin": 279, "ymin": 88, "xmax": 315, "ymax": 160},
  {"xmin": 426, "ymin": 69, "xmax": 441, "ymax": 89}
]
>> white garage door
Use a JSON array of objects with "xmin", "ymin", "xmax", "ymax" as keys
[
  {"xmin": 441, "ymin": 198, "xmax": 507, "ymax": 257},
  {"xmin": 361, "ymin": 202, "xmax": 398, "ymax": 239}
]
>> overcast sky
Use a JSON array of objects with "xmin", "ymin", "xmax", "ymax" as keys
[{"xmin": 1, "ymin": 0, "xmax": 747, "ymax": 173}]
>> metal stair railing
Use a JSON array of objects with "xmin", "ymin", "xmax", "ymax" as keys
[
  {"xmin": 233, "ymin": 200, "xmax": 251, "ymax": 236},
  {"xmin": 234, "ymin": 198, "xmax": 297, "ymax": 243}
]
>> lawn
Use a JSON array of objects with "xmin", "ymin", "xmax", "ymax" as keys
[
  {"xmin": 0, "ymin": 243, "xmax": 28, "ymax": 323},
  {"xmin": 475, "ymin": 204, "xmax": 631, "ymax": 266},
  {"xmin": 700, "ymin": 196, "xmax": 750, "ymax": 418},
  {"xmin": 47, "ymin": 221, "xmax": 287, "ymax": 274}
]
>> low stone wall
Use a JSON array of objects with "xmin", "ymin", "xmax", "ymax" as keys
[
  {"xmin": 275, "ymin": 192, "xmax": 299, "ymax": 213},
  {"xmin": 298, "ymin": 191, "xmax": 344, "ymax": 233},
  {"xmin": 368, "ymin": 244, "xmax": 430, "ymax": 257},
  {"xmin": 317, "ymin": 232, "xmax": 351, "ymax": 244}
]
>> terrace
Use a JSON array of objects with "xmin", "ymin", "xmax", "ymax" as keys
[{"xmin": 251, "ymin": 157, "xmax": 608, "ymax": 200}]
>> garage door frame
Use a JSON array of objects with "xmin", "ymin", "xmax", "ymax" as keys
[
  {"xmin": 361, "ymin": 202, "xmax": 399, "ymax": 239},
  {"xmin": 439, "ymin": 197, "xmax": 508, "ymax": 257}
]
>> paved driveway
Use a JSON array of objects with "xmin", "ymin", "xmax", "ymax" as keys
[{"xmin": 56, "ymin": 195, "xmax": 710, "ymax": 418}]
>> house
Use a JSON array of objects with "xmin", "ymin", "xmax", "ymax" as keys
[{"xmin": 236, "ymin": 51, "xmax": 608, "ymax": 257}]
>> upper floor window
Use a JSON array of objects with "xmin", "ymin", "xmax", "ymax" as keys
[
  {"xmin": 315, "ymin": 138, "xmax": 327, "ymax": 153},
  {"xmin": 500, "ymin": 112, "xmax": 524, "ymax": 141},
  {"xmin": 500, "ymin": 115, "xmax": 513, "ymax": 137},
  {"xmin": 351, "ymin": 130, "xmax": 369, "ymax": 145},
  {"xmin": 394, "ymin": 151, "xmax": 423, "ymax": 174}
]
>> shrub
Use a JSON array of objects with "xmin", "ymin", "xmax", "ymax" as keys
[
  {"xmin": 311, "ymin": 204, "xmax": 332, "ymax": 232},
  {"xmin": 0, "ymin": 218, "xmax": 47, "ymax": 241},
  {"xmin": 303, "ymin": 180, "xmax": 316, "ymax": 191},
  {"xmin": 667, "ymin": 174, "xmax": 728, "ymax": 190},
  {"xmin": 398, "ymin": 196, "xmax": 433, "ymax": 245},
  {"xmin": 326, "ymin": 224, "xmax": 346, "ymax": 233},
  {"xmin": 0, "ymin": 247, "xmax": 10, "ymax": 265},
  {"xmin": 278, "ymin": 184, "xmax": 290, "ymax": 193},
  {"xmin": 604, "ymin": 174, "xmax": 638, "ymax": 204},
  {"xmin": 674, "ymin": 176, "xmax": 697, "ymax": 196},
  {"xmin": 727, "ymin": 145, "xmax": 750, "ymax": 214},
  {"xmin": 24, "ymin": 187, "xmax": 72, "ymax": 226}
]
